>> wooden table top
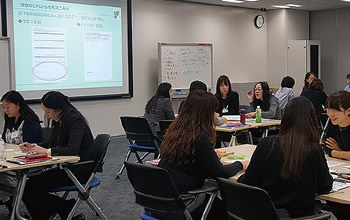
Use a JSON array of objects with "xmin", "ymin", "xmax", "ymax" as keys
[
  {"xmin": 215, "ymin": 120, "xmax": 281, "ymax": 132},
  {"xmin": 0, "ymin": 143, "xmax": 80, "ymax": 172}
]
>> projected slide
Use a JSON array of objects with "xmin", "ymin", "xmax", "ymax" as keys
[{"xmin": 13, "ymin": 0, "xmax": 123, "ymax": 92}]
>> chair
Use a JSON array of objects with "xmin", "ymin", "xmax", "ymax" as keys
[
  {"xmin": 50, "ymin": 134, "xmax": 111, "ymax": 220},
  {"xmin": 116, "ymin": 116, "xmax": 160, "ymax": 179},
  {"xmin": 216, "ymin": 177, "xmax": 331, "ymax": 220},
  {"xmin": 124, "ymin": 161, "xmax": 218, "ymax": 220},
  {"xmin": 158, "ymin": 120, "xmax": 174, "ymax": 140}
]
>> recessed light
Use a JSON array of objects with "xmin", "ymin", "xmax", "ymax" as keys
[
  {"xmin": 341, "ymin": 0, "xmax": 350, "ymax": 2},
  {"xmin": 222, "ymin": 0, "xmax": 244, "ymax": 3},
  {"xmin": 245, "ymin": 0, "xmax": 259, "ymax": 2},
  {"xmin": 287, "ymin": 4, "xmax": 302, "ymax": 7},
  {"xmin": 271, "ymin": 5, "xmax": 291, "ymax": 9}
]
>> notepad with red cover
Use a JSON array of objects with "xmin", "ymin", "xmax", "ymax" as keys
[{"xmin": 17, "ymin": 156, "xmax": 54, "ymax": 163}]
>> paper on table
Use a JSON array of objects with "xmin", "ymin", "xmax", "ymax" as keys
[
  {"xmin": 332, "ymin": 180, "xmax": 350, "ymax": 192},
  {"xmin": 327, "ymin": 161, "xmax": 346, "ymax": 168},
  {"xmin": 223, "ymin": 115, "xmax": 240, "ymax": 121}
]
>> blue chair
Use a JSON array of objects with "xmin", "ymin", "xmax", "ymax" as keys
[
  {"xmin": 50, "ymin": 134, "xmax": 111, "ymax": 220},
  {"xmin": 116, "ymin": 116, "xmax": 160, "ymax": 179}
]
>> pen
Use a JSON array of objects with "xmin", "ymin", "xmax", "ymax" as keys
[{"xmin": 17, "ymin": 137, "xmax": 23, "ymax": 144}]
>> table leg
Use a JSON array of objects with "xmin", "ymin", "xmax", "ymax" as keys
[{"xmin": 10, "ymin": 171, "xmax": 28, "ymax": 220}]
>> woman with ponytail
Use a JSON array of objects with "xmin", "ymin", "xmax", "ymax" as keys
[{"xmin": 20, "ymin": 91, "xmax": 94, "ymax": 220}]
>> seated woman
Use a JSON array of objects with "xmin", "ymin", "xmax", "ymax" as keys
[
  {"xmin": 300, "ymin": 78, "xmax": 327, "ymax": 122},
  {"xmin": 158, "ymin": 90, "xmax": 247, "ymax": 220},
  {"xmin": 302, "ymin": 71, "xmax": 317, "ymax": 92},
  {"xmin": 215, "ymin": 75, "xmax": 239, "ymax": 116},
  {"xmin": 246, "ymin": 82, "xmax": 281, "ymax": 120},
  {"xmin": 324, "ymin": 90, "xmax": 350, "ymax": 160},
  {"xmin": 0, "ymin": 90, "xmax": 43, "ymax": 211},
  {"xmin": 20, "ymin": 91, "xmax": 95, "ymax": 220},
  {"xmin": 2, "ymin": 91, "xmax": 43, "ymax": 144},
  {"xmin": 238, "ymin": 96, "xmax": 333, "ymax": 218},
  {"xmin": 144, "ymin": 82, "xmax": 175, "ymax": 135}
]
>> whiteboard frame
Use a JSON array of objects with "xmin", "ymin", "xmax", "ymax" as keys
[{"xmin": 158, "ymin": 42, "xmax": 213, "ymax": 93}]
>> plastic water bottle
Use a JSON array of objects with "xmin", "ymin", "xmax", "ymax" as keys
[
  {"xmin": 256, "ymin": 106, "xmax": 261, "ymax": 123},
  {"xmin": 240, "ymin": 109, "xmax": 246, "ymax": 124}
]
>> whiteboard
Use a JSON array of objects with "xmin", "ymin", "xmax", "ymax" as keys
[{"xmin": 158, "ymin": 43, "xmax": 213, "ymax": 90}]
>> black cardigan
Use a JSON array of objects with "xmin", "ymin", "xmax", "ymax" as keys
[
  {"xmin": 159, "ymin": 133, "xmax": 243, "ymax": 194},
  {"xmin": 43, "ymin": 113, "xmax": 95, "ymax": 163},
  {"xmin": 238, "ymin": 137, "xmax": 333, "ymax": 218}
]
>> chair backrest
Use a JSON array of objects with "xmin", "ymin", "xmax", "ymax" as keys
[
  {"xmin": 120, "ymin": 116, "xmax": 159, "ymax": 149},
  {"xmin": 217, "ymin": 178, "xmax": 280, "ymax": 220},
  {"xmin": 124, "ymin": 161, "xmax": 186, "ymax": 215},
  {"xmin": 93, "ymin": 134, "xmax": 111, "ymax": 173},
  {"xmin": 159, "ymin": 120, "xmax": 174, "ymax": 136}
]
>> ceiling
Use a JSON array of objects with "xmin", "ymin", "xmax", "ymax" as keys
[{"xmin": 178, "ymin": 0, "xmax": 350, "ymax": 11}]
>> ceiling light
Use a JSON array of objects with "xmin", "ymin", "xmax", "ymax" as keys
[
  {"xmin": 340, "ymin": 0, "xmax": 350, "ymax": 2},
  {"xmin": 222, "ymin": 0, "xmax": 244, "ymax": 3},
  {"xmin": 287, "ymin": 4, "xmax": 302, "ymax": 7},
  {"xmin": 245, "ymin": 0, "xmax": 259, "ymax": 2},
  {"xmin": 271, "ymin": 5, "xmax": 291, "ymax": 9}
]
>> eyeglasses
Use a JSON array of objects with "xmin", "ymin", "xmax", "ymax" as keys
[{"xmin": 254, "ymin": 88, "xmax": 263, "ymax": 91}]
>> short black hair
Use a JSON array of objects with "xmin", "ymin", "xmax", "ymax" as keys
[
  {"xmin": 281, "ymin": 76, "xmax": 295, "ymax": 88},
  {"xmin": 189, "ymin": 80, "xmax": 207, "ymax": 92},
  {"xmin": 347, "ymin": 73, "xmax": 350, "ymax": 79}
]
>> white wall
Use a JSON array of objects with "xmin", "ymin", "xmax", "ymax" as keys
[
  {"xmin": 0, "ymin": 0, "xmax": 268, "ymax": 136},
  {"xmin": 267, "ymin": 9, "xmax": 309, "ymax": 91},
  {"xmin": 310, "ymin": 7, "xmax": 350, "ymax": 94}
]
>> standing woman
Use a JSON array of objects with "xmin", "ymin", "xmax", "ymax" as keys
[
  {"xmin": 0, "ymin": 90, "xmax": 43, "ymax": 211},
  {"xmin": 246, "ymin": 82, "xmax": 281, "ymax": 119},
  {"xmin": 303, "ymin": 72, "xmax": 317, "ymax": 91},
  {"xmin": 20, "ymin": 91, "xmax": 95, "ymax": 220},
  {"xmin": 144, "ymin": 82, "xmax": 175, "ymax": 135},
  {"xmin": 215, "ymin": 75, "xmax": 239, "ymax": 116},
  {"xmin": 158, "ymin": 90, "xmax": 247, "ymax": 219},
  {"xmin": 1, "ymin": 90, "xmax": 43, "ymax": 144},
  {"xmin": 324, "ymin": 90, "xmax": 350, "ymax": 160},
  {"xmin": 239, "ymin": 97, "xmax": 333, "ymax": 218}
]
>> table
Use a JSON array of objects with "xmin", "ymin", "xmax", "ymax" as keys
[
  {"xmin": 216, "ymin": 119, "xmax": 281, "ymax": 144},
  {"xmin": 223, "ymin": 144, "xmax": 350, "ymax": 205},
  {"xmin": 0, "ymin": 143, "xmax": 80, "ymax": 220}
]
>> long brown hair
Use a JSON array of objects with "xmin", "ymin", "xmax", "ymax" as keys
[
  {"xmin": 277, "ymin": 96, "xmax": 320, "ymax": 180},
  {"xmin": 161, "ymin": 90, "xmax": 219, "ymax": 164}
]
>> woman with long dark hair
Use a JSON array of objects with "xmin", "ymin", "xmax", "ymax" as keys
[
  {"xmin": 20, "ymin": 91, "xmax": 95, "ymax": 220},
  {"xmin": 239, "ymin": 97, "xmax": 333, "ymax": 218},
  {"xmin": 246, "ymin": 82, "xmax": 281, "ymax": 119},
  {"xmin": 1, "ymin": 90, "xmax": 42, "ymax": 144},
  {"xmin": 324, "ymin": 90, "xmax": 350, "ymax": 160},
  {"xmin": 303, "ymin": 72, "xmax": 317, "ymax": 91},
  {"xmin": 144, "ymin": 82, "xmax": 175, "ymax": 134},
  {"xmin": 0, "ymin": 90, "xmax": 43, "ymax": 211},
  {"xmin": 158, "ymin": 90, "xmax": 247, "ymax": 219},
  {"xmin": 215, "ymin": 75, "xmax": 239, "ymax": 116},
  {"xmin": 300, "ymin": 78, "xmax": 327, "ymax": 123}
]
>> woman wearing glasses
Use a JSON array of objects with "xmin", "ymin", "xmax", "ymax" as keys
[
  {"xmin": 324, "ymin": 90, "xmax": 350, "ymax": 160},
  {"xmin": 246, "ymin": 82, "xmax": 281, "ymax": 119}
]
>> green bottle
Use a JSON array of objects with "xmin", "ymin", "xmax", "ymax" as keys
[{"xmin": 256, "ymin": 106, "xmax": 261, "ymax": 123}]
